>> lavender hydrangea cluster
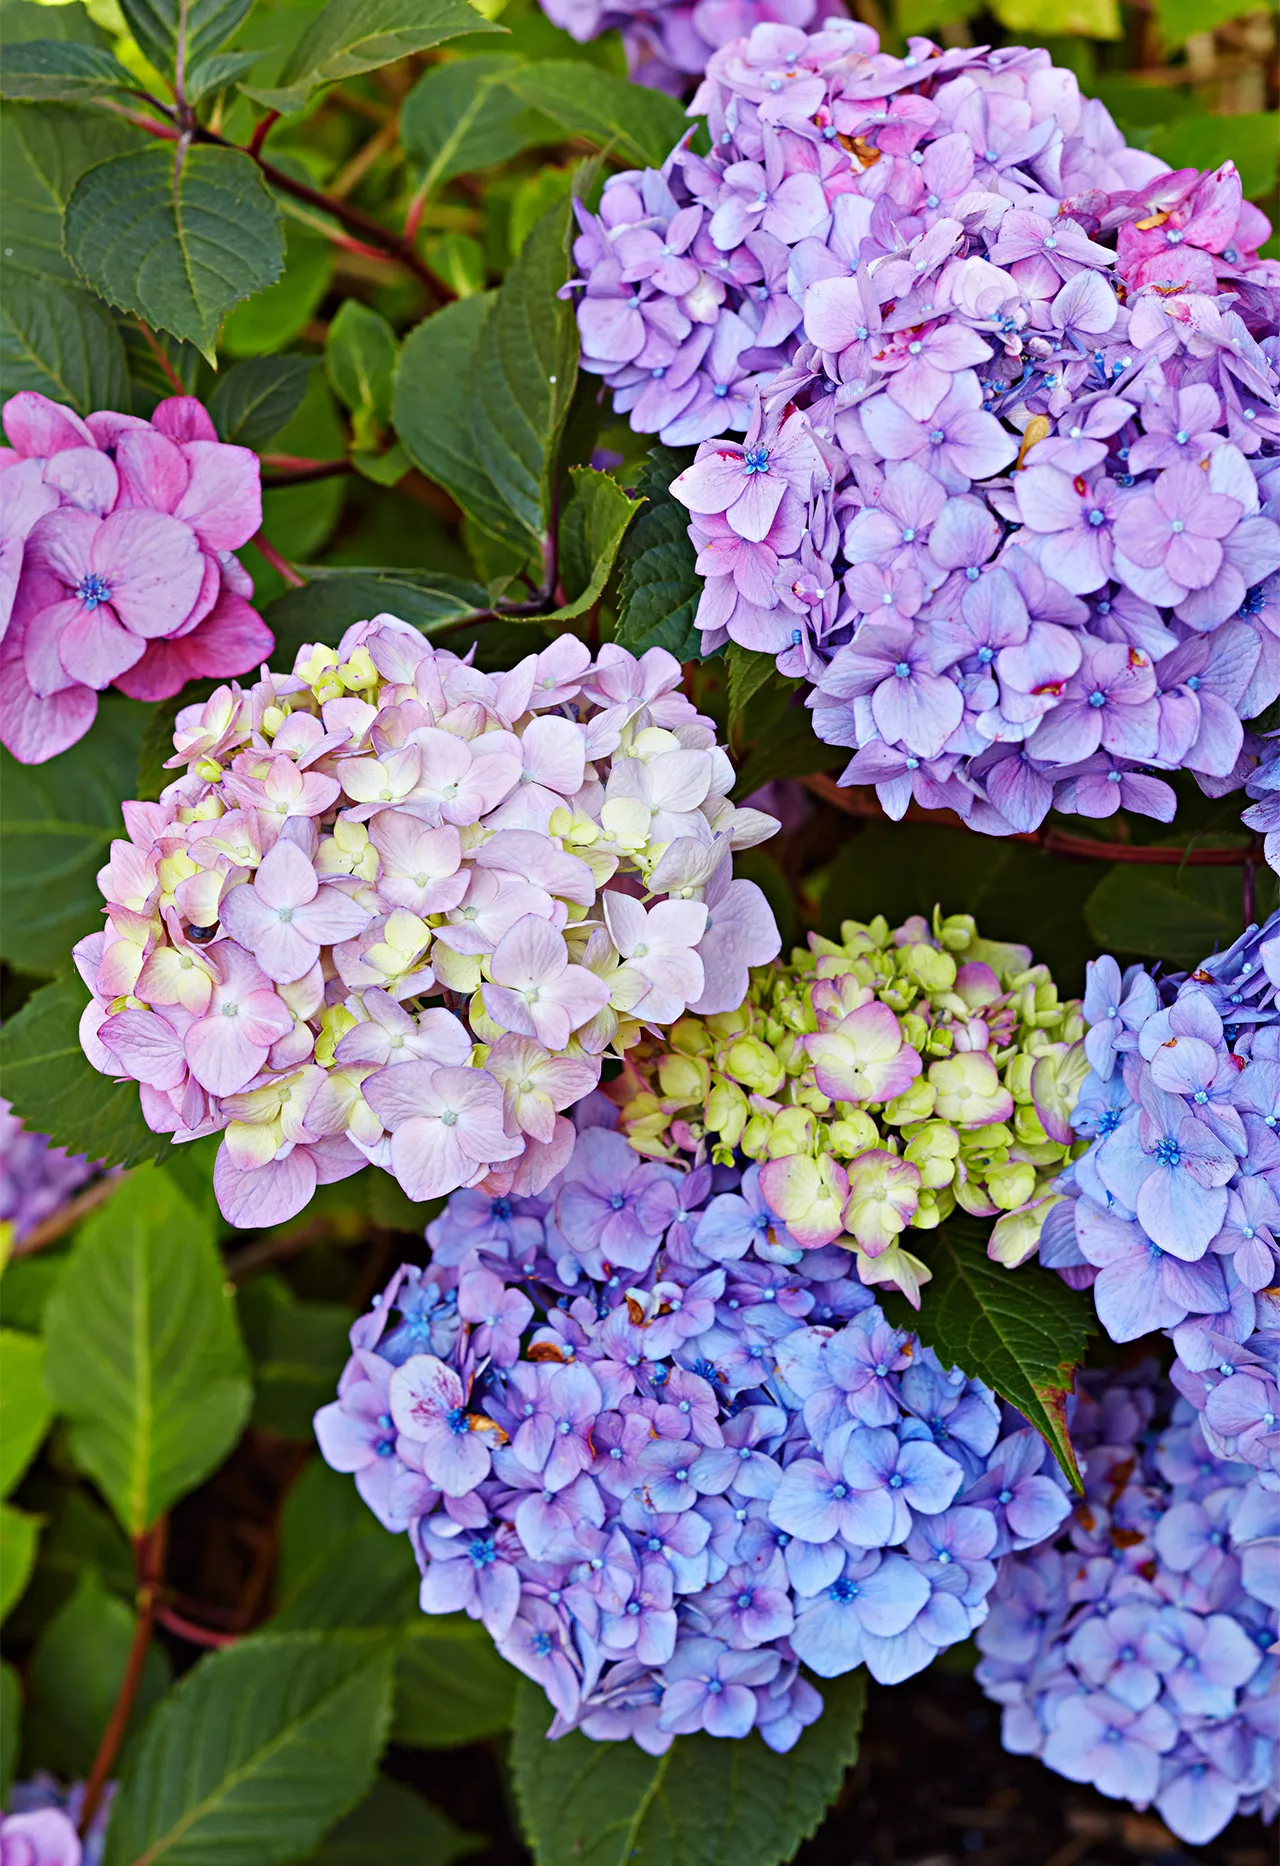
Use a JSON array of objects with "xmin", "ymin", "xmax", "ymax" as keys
[
  {"xmin": 1036, "ymin": 912, "xmax": 1280, "ymax": 1489},
  {"xmin": 976, "ymin": 1366, "xmax": 1278, "ymax": 1847},
  {"xmin": 539, "ymin": 0, "xmax": 836, "ymax": 95},
  {"xmin": 77, "ymin": 621, "xmax": 780, "ymax": 1228},
  {"xmin": 0, "ymin": 1776, "xmax": 114, "ymax": 1866},
  {"xmin": 0, "ymin": 1099, "xmax": 97, "ymax": 1243},
  {"xmin": 569, "ymin": 22, "xmax": 1280, "ymax": 836},
  {"xmin": 0, "ymin": 391, "xmax": 272, "ymax": 766},
  {"xmin": 609, "ymin": 907, "xmax": 1083, "ymax": 1308},
  {"xmin": 317, "ymin": 1104, "xmax": 1071, "ymax": 1750}
]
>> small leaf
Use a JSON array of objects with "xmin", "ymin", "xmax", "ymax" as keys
[
  {"xmin": 882, "ymin": 1214, "xmax": 1095, "ymax": 1488},
  {"xmin": 726, "ymin": 642, "xmax": 777, "ymax": 728},
  {"xmin": 499, "ymin": 59, "xmax": 690, "ymax": 167},
  {"xmin": 0, "ymin": 39, "xmax": 141, "ymax": 101},
  {"xmin": 2, "ymin": 1485, "xmax": 134, "ymax": 1636},
  {"xmin": 0, "ymin": 272, "xmax": 129, "ymax": 412},
  {"xmin": 401, "ymin": 53, "xmax": 554, "ymax": 192},
  {"xmin": 308, "ymin": 1778, "xmax": 480, "ymax": 1865},
  {"xmin": 0, "ymin": 975, "xmax": 169, "ymax": 1170},
  {"xmin": 0, "ymin": 1504, "xmax": 39, "ymax": 1621},
  {"xmin": 325, "ymin": 299, "xmax": 398, "ymax": 433},
  {"xmin": 117, "ymin": 0, "xmax": 252, "ymax": 83},
  {"xmin": 552, "ymin": 465, "xmax": 642, "ymax": 620},
  {"xmin": 207, "ymin": 353, "xmax": 316, "ymax": 448},
  {"xmin": 65, "ymin": 143, "xmax": 285, "ymax": 362},
  {"xmin": 613, "ymin": 445, "xmax": 701, "ymax": 658},
  {"xmin": 183, "ymin": 47, "xmax": 262, "ymax": 101},
  {"xmin": 273, "ymin": 1459, "xmax": 421, "ymax": 1630},
  {"xmin": 25, "ymin": 1571, "xmax": 172, "ymax": 1778},
  {"xmin": 511, "ymin": 1671, "xmax": 865, "ymax": 1866},
  {"xmin": 0, "ymin": 1327, "xmax": 51, "ymax": 1498},
  {"xmin": 252, "ymin": 0, "xmax": 502, "ymax": 115},
  {"xmin": 102, "ymin": 1631, "xmax": 396, "ymax": 1866},
  {"xmin": 393, "ymin": 1615, "xmax": 519, "ymax": 1748},
  {"xmin": 0, "ymin": 693, "xmax": 148, "ymax": 973},
  {"xmin": 44, "ymin": 1165, "xmax": 252, "ymax": 1535}
]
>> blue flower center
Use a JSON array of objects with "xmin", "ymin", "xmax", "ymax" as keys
[
  {"xmin": 1154, "ymin": 1137, "xmax": 1182, "ymax": 1169},
  {"xmin": 77, "ymin": 572, "xmax": 112, "ymax": 610},
  {"xmin": 743, "ymin": 445, "xmax": 770, "ymax": 475}
]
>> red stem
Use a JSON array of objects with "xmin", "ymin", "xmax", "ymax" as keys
[
  {"xmin": 134, "ymin": 320, "xmax": 187, "ymax": 394},
  {"xmin": 248, "ymin": 108, "xmax": 280, "ymax": 157},
  {"xmin": 260, "ymin": 456, "xmax": 355, "ymax": 486},
  {"xmin": 252, "ymin": 531, "xmax": 305, "ymax": 589},
  {"xmin": 79, "ymin": 1522, "xmax": 166, "ymax": 1835},
  {"xmin": 154, "ymin": 1602, "xmax": 242, "ymax": 1648}
]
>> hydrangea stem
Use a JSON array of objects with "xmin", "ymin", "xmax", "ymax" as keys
[{"xmin": 79, "ymin": 1520, "xmax": 167, "ymax": 1835}]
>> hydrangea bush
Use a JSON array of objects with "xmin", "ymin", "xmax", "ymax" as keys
[
  {"xmin": 316, "ymin": 1106, "xmax": 1072, "ymax": 1746},
  {"xmin": 569, "ymin": 21, "xmax": 1280, "ymax": 836},
  {"xmin": 977, "ymin": 1365, "xmax": 1278, "ymax": 1846},
  {"xmin": 0, "ymin": 393, "xmax": 271, "ymax": 765},
  {"xmin": 77, "ymin": 621, "xmax": 780, "ymax": 1226},
  {"xmin": 609, "ymin": 908, "xmax": 1083, "ymax": 1304}
]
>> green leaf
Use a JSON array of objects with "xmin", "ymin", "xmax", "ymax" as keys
[
  {"xmin": 0, "ymin": 1659, "xmax": 19, "ymax": 1805},
  {"xmin": 65, "ymin": 143, "xmax": 285, "ymax": 362},
  {"xmin": 553, "ymin": 465, "xmax": 642, "ymax": 620},
  {"xmin": 273, "ymin": 1459, "xmax": 421, "ymax": 1630},
  {"xmin": 0, "ymin": 39, "xmax": 140, "ymax": 100},
  {"xmin": 0, "ymin": 1328, "xmax": 51, "ymax": 1498},
  {"xmin": 991, "ymin": 0, "xmax": 1120, "ymax": 32},
  {"xmin": 395, "ymin": 293, "xmax": 513, "ymax": 546},
  {"xmin": 2, "ymin": 1484, "xmax": 134, "ymax": 1636},
  {"xmin": 613, "ymin": 446, "xmax": 701, "ymax": 659},
  {"xmin": 0, "ymin": 100, "xmax": 147, "ymax": 285},
  {"xmin": 1149, "ymin": 112, "xmax": 1280, "ymax": 201},
  {"xmin": 251, "ymin": 0, "xmax": 502, "ymax": 115},
  {"xmin": 0, "ymin": 975, "xmax": 169, "ymax": 1170},
  {"xmin": 402, "ymin": 53, "xmax": 554, "ymax": 192},
  {"xmin": 393, "ymin": 1615, "xmax": 519, "ymax": 1748},
  {"xmin": 307, "ymin": 1778, "xmax": 480, "ymax": 1865},
  {"xmin": 43, "ymin": 1165, "xmax": 252, "ymax": 1536},
  {"xmin": 207, "ymin": 353, "xmax": 316, "ymax": 448},
  {"xmin": 220, "ymin": 222, "xmax": 332, "ymax": 359},
  {"xmin": 0, "ymin": 271, "xmax": 130, "ymax": 412},
  {"xmin": 184, "ymin": 47, "xmax": 263, "ymax": 101},
  {"xmin": 25, "ymin": 1571, "xmax": 172, "ymax": 1778},
  {"xmin": 117, "ymin": 0, "xmax": 252, "ymax": 84},
  {"xmin": 0, "ymin": 1251, "xmax": 68, "ymax": 1337},
  {"xmin": 325, "ymin": 299, "xmax": 398, "ymax": 439},
  {"xmin": 1084, "ymin": 860, "xmax": 1272, "ymax": 973},
  {"xmin": 882, "ymin": 1215, "xmax": 1095, "ymax": 1489},
  {"xmin": 0, "ymin": 1503, "xmax": 39, "ymax": 1621},
  {"xmin": 726, "ymin": 643, "xmax": 777, "ymax": 729},
  {"xmin": 238, "ymin": 1279, "xmax": 352, "ymax": 1442},
  {"xmin": 1153, "ymin": 0, "xmax": 1255, "ymax": 46},
  {"xmin": 500, "ymin": 59, "xmax": 690, "ymax": 167},
  {"xmin": 102, "ymin": 1631, "xmax": 396, "ymax": 1866},
  {"xmin": 262, "ymin": 567, "xmax": 488, "ymax": 666},
  {"xmin": 423, "ymin": 231, "xmax": 487, "ymax": 299},
  {"xmin": 0, "ymin": 693, "xmax": 146, "ymax": 973},
  {"xmin": 511, "ymin": 1671, "xmax": 865, "ymax": 1866}
]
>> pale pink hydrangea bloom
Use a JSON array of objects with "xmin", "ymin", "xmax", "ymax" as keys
[{"xmin": 78, "ymin": 622, "xmax": 782, "ymax": 1226}]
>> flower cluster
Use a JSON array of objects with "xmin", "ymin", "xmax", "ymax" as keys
[
  {"xmin": 1039, "ymin": 914, "xmax": 1280, "ymax": 1496},
  {"xmin": 608, "ymin": 907, "xmax": 1082, "ymax": 1305},
  {"xmin": 0, "ymin": 391, "xmax": 272, "ymax": 766},
  {"xmin": 0, "ymin": 1099, "xmax": 98, "ymax": 1243},
  {"xmin": 539, "ymin": 0, "xmax": 834, "ymax": 95},
  {"xmin": 317, "ymin": 1106, "xmax": 1071, "ymax": 1751},
  {"xmin": 1, "ymin": 1776, "xmax": 114, "ymax": 1866},
  {"xmin": 77, "ymin": 621, "xmax": 780, "ymax": 1227},
  {"xmin": 569, "ymin": 21, "xmax": 1280, "ymax": 835},
  {"xmin": 976, "ymin": 1365, "xmax": 1278, "ymax": 1847}
]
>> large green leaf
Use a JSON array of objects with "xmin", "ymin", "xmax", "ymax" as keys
[
  {"xmin": 392, "ymin": 1615, "xmax": 519, "ymax": 1748},
  {"xmin": 102, "ymin": 1631, "xmax": 395, "ymax": 1866},
  {"xmin": 251, "ymin": 0, "xmax": 502, "ymax": 114},
  {"xmin": 65, "ymin": 144, "xmax": 284, "ymax": 362},
  {"xmin": 0, "ymin": 100, "xmax": 146, "ymax": 284},
  {"xmin": 882, "ymin": 1215, "xmax": 1095, "ymax": 1489},
  {"xmin": 220, "ymin": 221, "xmax": 332, "ymax": 359},
  {"xmin": 0, "ymin": 975, "xmax": 169, "ymax": 1169},
  {"xmin": 1149, "ymin": 112, "xmax": 1280, "ymax": 202},
  {"xmin": 0, "ymin": 1328, "xmax": 51, "ymax": 1498},
  {"xmin": 500, "ymin": 59, "xmax": 690, "ymax": 167},
  {"xmin": 308, "ymin": 1779, "xmax": 479, "ymax": 1865},
  {"xmin": 238, "ymin": 1280, "xmax": 352, "ymax": 1443},
  {"xmin": 262, "ymin": 568, "xmax": 489, "ymax": 665},
  {"xmin": 25, "ymin": 1571, "xmax": 172, "ymax": 1778},
  {"xmin": 511, "ymin": 1672, "xmax": 864, "ymax": 1866},
  {"xmin": 273, "ymin": 1459, "xmax": 421, "ymax": 1630},
  {"xmin": 43, "ymin": 1165, "xmax": 252, "ymax": 1536},
  {"xmin": 1084, "ymin": 861, "xmax": 1273, "ymax": 973},
  {"xmin": 0, "ymin": 271, "xmax": 129, "ymax": 412},
  {"xmin": 325, "ymin": 298, "xmax": 398, "ymax": 453},
  {"xmin": 0, "ymin": 39, "xmax": 140, "ymax": 100},
  {"xmin": 395, "ymin": 292, "xmax": 516, "ymax": 548},
  {"xmin": 401, "ymin": 53, "xmax": 555, "ymax": 192},
  {"xmin": 116, "ymin": 0, "xmax": 251, "ymax": 86},
  {"xmin": 0, "ymin": 1504, "xmax": 39, "ymax": 1620},
  {"xmin": 0, "ymin": 693, "xmax": 146, "ymax": 973},
  {"xmin": 2, "ymin": 1484, "xmax": 134, "ymax": 1636},
  {"xmin": 1153, "ymin": 0, "xmax": 1259, "ymax": 47},
  {"xmin": 207, "ymin": 353, "xmax": 316, "ymax": 447},
  {"xmin": 726, "ymin": 644, "xmax": 777, "ymax": 730},
  {"xmin": 552, "ymin": 465, "xmax": 642, "ymax": 620},
  {"xmin": 0, "ymin": 1660, "xmax": 18, "ymax": 1805},
  {"xmin": 613, "ymin": 446, "xmax": 701, "ymax": 659}
]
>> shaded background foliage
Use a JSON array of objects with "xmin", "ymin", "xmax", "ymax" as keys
[{"xmin": 0, "ymin": 0, "xmax": 1276, "ymax": 1853}]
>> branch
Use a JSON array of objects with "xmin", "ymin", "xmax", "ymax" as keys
[
  {"xmin": 251, "ymin": 530, "xmax": 305, "ymax": 589},
  {"xmin": 79, "ymin": 1521, "xmax": 167, "ymax": 1835},
  {"xmin": 12, "ymin": 1173, "xmax": 124, "ymax": 1259},
  {"xmin": 260, "ymin": 456, "xmax": 356, "ymax": 487},
  {"xmin": 154, "ymin": 1602, "xmax": 241, "ymax": 1648}
]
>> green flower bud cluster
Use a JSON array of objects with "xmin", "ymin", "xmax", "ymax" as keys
[{"xmin": 610, "ymin": 909, "xmax": 1086, "ymax": 1307}]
